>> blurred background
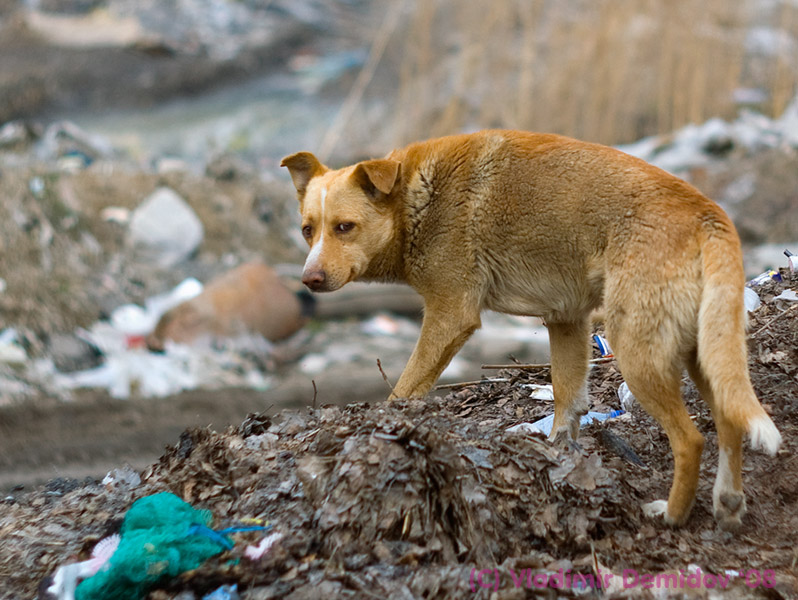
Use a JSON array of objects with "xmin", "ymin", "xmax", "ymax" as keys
[{"xmin": 0, "ymin": 0, "xmax": 797, "ymax": 487}]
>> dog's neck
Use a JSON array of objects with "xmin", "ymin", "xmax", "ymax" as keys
[{"xmin": 358, "ymin": 213, "xmax": 408, "ymax": 284}]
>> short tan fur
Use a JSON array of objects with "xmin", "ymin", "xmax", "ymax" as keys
[{"xmin": 282, "ymin": 130, "xmax": 781, "ymax": 530}]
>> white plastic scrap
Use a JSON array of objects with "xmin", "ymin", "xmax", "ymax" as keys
[
  {"xmin": 774, "ymin": 289, "xmax": 798, "ymax": 302},
  {"xmin": 0, "ymin": 329, "xmax": 27, "ymax": 365},
  {"xmin": 618, "ymin": 381, "xmax": 636, "ymax": 410},
  {"xmin": 52, "ymin": 278, "xmax": 274, "ymax": 398},
  {"xmin": 507, "ymin": 410, "xmax": 623, "ymax": 437},
  {"xmin": 521, "ymin": 383, "xmax": 555, "ymax": 400},
  {"xmin": 47, "ymin": 535, "xmax": 120, "ymax": 600},
  {"xmin": 744, "ymin": 287, "xmax": 762, "ymax": 312},
  {"xmin": 244, "ymin": 531, "xmax": 283, "ymax": 561}
]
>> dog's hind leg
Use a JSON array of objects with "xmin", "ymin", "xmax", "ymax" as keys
[
  {"xmin": 685, "ymin": 351, "xmax": 746, "ymax": 531},
  {"xmin": 547, "ymin": 319, "xmax": 591, "ymax": 445},
  {"xmin": 612, "ymin": 335, "xmax": 705, "ymax": 526}
]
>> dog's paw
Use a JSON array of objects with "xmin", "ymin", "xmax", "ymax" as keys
[
  {"xmin": 642, "ymin": 499, "xmax": 669, "ymax": 519},
  {"xmin": 548, "ymin": 427, "xmax": 578, "ymax": 449},
  {"xmin": 714, "ymin": 491, "xmax": 746, "ymax": 532}
]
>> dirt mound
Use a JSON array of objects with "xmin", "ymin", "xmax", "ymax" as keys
[{"xmin": 1, "ymin": 270, "xmax": 797, "ymax": 599}]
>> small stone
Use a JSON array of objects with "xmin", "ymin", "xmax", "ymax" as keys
[{"xmin": 128, "ymin": 187, "xmax": 204, "ymax": 267}]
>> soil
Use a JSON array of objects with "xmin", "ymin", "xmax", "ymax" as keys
[{"xmin": 1, "ymin": 270, "xmax": 796, "ymax": 600}]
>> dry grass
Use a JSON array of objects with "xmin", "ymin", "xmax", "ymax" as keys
[{"xmin": 325, "ymin": 0, "xmax": 798, "ymax": 159}]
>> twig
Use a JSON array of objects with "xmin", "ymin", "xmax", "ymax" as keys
[
  {"xmin": 752, "ymin": 303, "xmax": 798, "ymax": 337},
  {"xmin": 376, "ymin": 358, "xmax": 396, "ymax": 396},
  {"xmin": 435, "ymin": 377, "xmax": 508, "ymax": 391},
  {"xmin": 484, "ymin": 484, "xmax": 521, "ymax": 497},
  {"xmin": 481, "ymin": 357, "xmax": 615, "ymax": 370},
  {"xmin": 311, "ymin": 380, "xmax": 317, "ymax": 410}
]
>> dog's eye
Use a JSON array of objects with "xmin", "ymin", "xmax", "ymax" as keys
[
  {"xmin": 301, "ymin": 225, "xmax": 313, "ymax": 239},
  {"xmin": 335, "ymin": 222, "xmax": 355, "ymax": 234}
]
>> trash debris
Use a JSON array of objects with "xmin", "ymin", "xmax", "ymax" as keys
[
  {"xmin": 244, "ymin": 531, "xmax": 283, "ymax": 561},
  {"xmin": 747, "ymin": 269, "xmax": 782, "ymax": 286},
  {"xmin": 128, "ymin": 187, "xmax": 204, "ymax": 268},
  {"xmin": 774, "ymin": 289, "xmax": 798, "ymax": 302},
  {"xmin": 744, "ymin": 286, "xmax": 762, "ymax": 311},
  {"xmin": 46, "ymin": 535, "xmax": 120, "ymax": 600},
  {"xmin": 202, "ymin": 584, "xmax": 240, "ymax": 600},
  {"xmin": 593, "ymin": 334, "xmax": 613, "ymax": 357},
  {"xmin": 72, "ymin": 492, "xmax": 231, "ymax": 600},
  {"xmin": 507, "ymin": 410, "xmax": 625, "ymax": 437},
  {"xmin": 48, "ymin": 276, "xmax": 279, "ymax": 398},
  {"xmin": 786, "ymin": 249, "xmax": 798, "ymax": 274},
  {"xmin": 617, "ymin": 382, "xmax": 637, "ymax": 410},
  {"xmin": 36, "ymin": 121, "xmax": 113, "ymax": 165},
  {"xmin": 102, "ymin": 466, "xmax": 141, "ymax": 490},
  {"xmin": 99, "ymin": 207, "xmax": 131, "ymax": 225},
  {"xmin": 0, "ymin": 329, "xmax": 27, "ymax": 365},
  {"xmin": 29, "ymin": 176, "xmax": 45, "ymax": 198},
  {"xmin": 521, "ymin": 383, "xmax": 555, "ymax": 400}
]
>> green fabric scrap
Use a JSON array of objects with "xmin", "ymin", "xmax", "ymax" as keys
[{"xmin": 76, "ymin": 492, "xmax": 229, "ymax": 600}]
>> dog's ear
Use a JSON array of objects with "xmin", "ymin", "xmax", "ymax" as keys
[
  {"xmin": 352, "ymin": 159, "xmax": 401, "ymax": 200},
  {"xmin": 280, "ymin": 152, "xmax": 327, "ymax": 197}
]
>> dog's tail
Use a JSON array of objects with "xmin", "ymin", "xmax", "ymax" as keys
[{"xmin": 697, "ymin": 227, "xmax": 781, "ymax": 455}]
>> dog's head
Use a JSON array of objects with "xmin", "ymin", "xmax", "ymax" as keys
[{"xmin": 281, "ymin": 152, "xmax": 401, "ymax": 292}]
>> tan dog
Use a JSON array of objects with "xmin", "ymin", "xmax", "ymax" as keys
[
  {"xmin": 146, "ymin": 262, "xmax": 311, "ymax": 350},
  {"xmin": 281, "ymin": 130, "xmax": 781, "ymax": 530}
]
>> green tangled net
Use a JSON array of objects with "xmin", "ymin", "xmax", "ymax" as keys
[{"xmin": 76, "ymin": 492, "xmax": 229, "ymax": 600}]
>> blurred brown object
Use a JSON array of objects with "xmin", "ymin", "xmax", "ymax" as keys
[{"xmin": 147, "ymin": 262, "xmax": 311, "ymax": 350}]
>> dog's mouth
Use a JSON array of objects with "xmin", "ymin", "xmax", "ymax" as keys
[{"xmin": 302, "ymin": 273, "xmax": 346, "ymax": 293}]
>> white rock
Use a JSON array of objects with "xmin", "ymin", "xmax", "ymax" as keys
[{"xmin": 128, "ymin": 187, "xmax": 204, "ymax": 267}]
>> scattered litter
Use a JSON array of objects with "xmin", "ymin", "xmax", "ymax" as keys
[
  {"xmin": 507, "ymin": 410, "xmax": 625, "ymax": 437},
  {"xmin": 786, "ymin": 249, "xmax": 798, "ymax": 274},
  {"xmin": 774, "ymin": 289, "xmax": 798, "ymax": 302},
  {"xmin": 72, "ymin": 492, "xmax": 231, "ymax": 600},
  {"xmin": 99, "ymin": 207, "xmax": 131, "ymax": 225},
  {"xmin": 0, "ymin": 278, "xmax": 6, "ymax": 294},
  {"xmin": 617, "ymin": 382, "xmax": 637, "ymax": 410},
  {"xmin": 747, "ymin": 269, "xmax": 781, "ymax": 286},
  {"xmin": 46, "ymin": 277, "xmax": 282, "ymax": 398},
  {"xmin": 47, "ymin": 535, "xmax": 120, "ymax": 600},
  {"xmin": 244, "ymin": 531, "xmax": 283, "ymax": 561},
  {"xmin": 28, "ymin": 176, "xmax": 45, "ymax": 198},
  {"xmin": 0, "ymin": 329, "xmax": 27, "ymax": 365},
  {"xmin": 102, "ymin": 466, "xmax": 141, "ymax": 489},
  {"xmin": 744, "ymin": 286, "xmax": 762, "ymax": 311},
  {"xmin": 593, "ymin": 334, "xmax": 613, "ymax": 357},
  {"xmin": 521, "ymin": 383, "xmax": 555, "ymax": 400},
  {"xmin": 202, "ymin": 584, "xmax": 240, "ymax": 600}
]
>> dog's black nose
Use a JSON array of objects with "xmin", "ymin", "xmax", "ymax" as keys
[{"xmin": 302, "ymin": 270, "xmax": 327, "ymax": 291}]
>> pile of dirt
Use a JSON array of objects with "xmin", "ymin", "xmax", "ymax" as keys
[{"xmin": 1, "ymin": 270, "xmax": 796, "ymax": 599}]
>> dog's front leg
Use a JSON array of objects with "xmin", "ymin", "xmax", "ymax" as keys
[{"xmin": 390, "ymin": 295, "xmax": 481, "ymax": 400}]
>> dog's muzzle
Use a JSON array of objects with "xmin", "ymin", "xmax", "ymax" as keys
[{"xmin": 302, "ymin": 269, "xmax": 327, "ymax": 292}]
